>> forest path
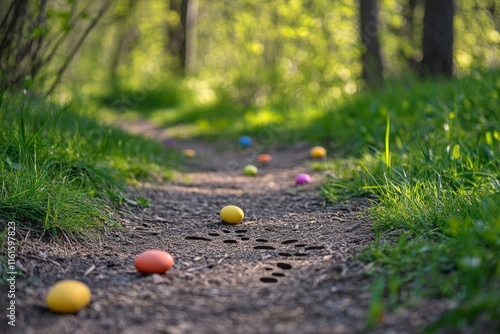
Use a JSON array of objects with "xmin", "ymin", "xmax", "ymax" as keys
[{"xmin": 5, "ymin": 120, "xmax": 447, "ymax": 334}]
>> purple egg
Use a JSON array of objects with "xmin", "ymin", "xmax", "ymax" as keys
[
  {"xmin": 295, "ymin": 173, "xmax": 312, "ymax": 185},
  {"xmin": 164, "ymin": 138, "xmax": 177, "ymax": 147}
]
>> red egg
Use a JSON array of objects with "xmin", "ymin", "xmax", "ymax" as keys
[
  {"xmin": 134, "ymin": 250, "xmax": 174, "ymax": 274},
  {"xmin": 257, "ymin": 153, "xmax": 272, "ymax": 163}
]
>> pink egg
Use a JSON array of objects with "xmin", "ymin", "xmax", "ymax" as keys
[{"xmin": 296, "ymin": 173, "xmax": 312, "ymax": 185}]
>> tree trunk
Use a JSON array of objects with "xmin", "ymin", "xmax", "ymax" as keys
[
  {"xmin": 359, "ymin": 0, "xmax": 384, "ymax": 89},
  {"xmin": 182, "ymin": 0, "xmax": 198, "ymax": 73},
  {"xmin": 403, "ymin": 0, "xmax": 418, "ymax": 44},
  {"xmin": 167, "ymin": 0, "xmax": 198, "ymax": 75},
  {"xmin": 420, "ymin": 0, "xmax": 454, "ymax": 78}
]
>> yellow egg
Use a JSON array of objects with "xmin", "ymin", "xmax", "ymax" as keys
[
  {"xmin": 182, "ymin": 148, "xmax": 196, "ymax": 158},
  {"xmin": 310, "ymin": 146, "xmax": 327, "ymax": 158},
  {"xmin": 220, "ymin": 205, "xmax": 244, "ymax": 224},
  {"xmin": 46, "ymin": 280, "xmax": 91, "ymax": 313}
]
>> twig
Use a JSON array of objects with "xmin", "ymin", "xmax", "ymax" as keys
[
  {"xmin": 62, "ymin": 232, "xmax": 74, "ymax": 251},
  {"xmin": 19, "ymin": 229, "xmax": 31, "ymax": 253},
  {"xmin": 83, "ymin": 264, "xmax": 96, "ymax": 277},
  {"xmin": 346, "ymin": 223, "xmax": 361, "ymax": 233}
]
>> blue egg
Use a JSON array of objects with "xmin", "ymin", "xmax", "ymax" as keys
[{"xmin": 239, "ymin": 136, "xmax": 252, "ymax": 147}]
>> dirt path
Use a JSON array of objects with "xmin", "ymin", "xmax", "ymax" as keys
[{"xmin": 2, "ymin": 122, "xmax": 449, "ymax": 333}]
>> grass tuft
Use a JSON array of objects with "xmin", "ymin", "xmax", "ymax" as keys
[
  {"xmin": 321, "ymin": 69, "xmax": 500, "ymax": 331},
  {"xmin": 0, "ymin": 92, "xmax": 179, "ymax": 235}
]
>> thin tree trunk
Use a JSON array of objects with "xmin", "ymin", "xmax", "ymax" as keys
[
  {"xmin": 359, "ymin": 0, "xmax": 384, "ymax": 89},
  {"xmin": 167, "ymin": 0, "xmax": 198, "ymax": 75},
  {"xmin": 420, "ymin": 0, "xmax": 454, "ymax": 78},
  {"xmin": 182, "ymin": 0, "xmax": 198, "ymax": 73},
  {"xmin": 167, "ymin": 0, "xmax": 183, "ymax": 73},
  {"xmin": 403, "ymin": 0, "xmax": 418, "ymax": 44}
]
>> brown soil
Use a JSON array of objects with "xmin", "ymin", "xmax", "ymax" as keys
[{"xmin": 1, "ymin": 121, "xmax": 451, "ymax": 333}]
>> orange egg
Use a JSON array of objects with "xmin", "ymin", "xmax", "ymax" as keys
[
  {"xmin": 134, "ymin": 250, "xmax": 174, "ymax": 274},
  {"xmin": 257, "ymin": 154, "xmax": 272, "ymax": 163},
  {"xmin": 310, "ymin": 146, "xmax": 327, "ymax": 158}
]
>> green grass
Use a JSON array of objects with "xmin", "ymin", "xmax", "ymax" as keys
[
  {"xmin": 0, "ymin": 92, "xmax": 180, "ymax": 235},
  {"xmin": 319, "ymin": 69, "xmax": 500, "ymax": 331}
]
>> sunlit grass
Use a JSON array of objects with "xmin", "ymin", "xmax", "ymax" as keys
[
  {"xmin": 97, "ymin": 79, "xmax": 332, "ymax": 144},
  {"xmin": 320, "ymin": 69, "xmax": 500, "ymax": 331},
  {"xmin": 0, "ymin": 162, "xmax": 108, "ymax": 235},
  {"xmin": 0, "ymin": 93, "xmax": 179, "ymax": 234}
]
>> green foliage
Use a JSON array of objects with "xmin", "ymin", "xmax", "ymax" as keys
[
  {"xmin": 64, "ymin": 0, "xmax": 499, "ymax": 109},
  {"xmin": 0, "ymin": 0, "xmax": 111, "ymax": 93},
  {"xmin": 0, "ymin": 93, "xmax": 178, "ymax": 234},
  {"xmin": 66, "ymin": 1, "xmax": 498, "ymax": 148},
  {"xmin": 321, "ymin": 69, "xmax": 500, "ymax": 331}
]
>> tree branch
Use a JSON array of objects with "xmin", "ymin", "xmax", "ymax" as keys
[{"xmin": 45, "ymin": 1, "xmax": 112, "ymax": 96}]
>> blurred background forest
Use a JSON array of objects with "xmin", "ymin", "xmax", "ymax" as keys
[{"xmin": 1, "ymin": 0, "xmax": 498, "ymax": 108}]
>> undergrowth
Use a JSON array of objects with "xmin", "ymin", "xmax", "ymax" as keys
[
  {"xmin": 320, "ymin": 69, "xmax": 500, "ymax": 332},
  {"xmin": 0, "ymin": 92, "xmax": 179, "ymax": 235}
]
